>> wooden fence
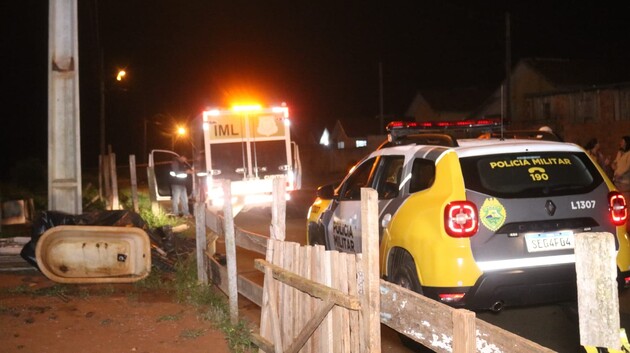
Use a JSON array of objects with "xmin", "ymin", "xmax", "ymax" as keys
[{"xmin": 196, "ymin": 178, "xmax": 624, "ymax": 352}]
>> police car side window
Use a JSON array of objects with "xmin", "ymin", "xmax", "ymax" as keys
[
  {"xmin": 340, "ymin": 157, "xmax": 377, "ymax": 200},
  {"xmin": 376, "ymin": 156, "xmax": 404, "ymax": 199},
  {"xmin": 409, "ymin": 159, "xmax": 436, "ymax": 193}
]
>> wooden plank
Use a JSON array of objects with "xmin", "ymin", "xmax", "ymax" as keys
[
  {"xmin": 270, "ymin": 176, "xmax": 286, "ymax": 241},
  {"xmin": 452, "ymin": 309, "xmax": 475, "ymax": 353},
  {"xmin": 207, "ymin": 255, "xmax": 262, "ymax": 306},
  {"xmin": 320, "ymin": 249, "xmax": 333, "ymax": 352},
  {"xmin": 195, "ymin": 201, "xmax": 208, "ymax": 284},
  {"xmin": 380, "ymin": 280, "xmax": 556, "ymax": 353},
  {"xmin": 250, "ymin": 333, "xmax": 274, "ymax": 353},
  {"xmin": 204, "ymin": 207, "xmax": 223, "ymax": 235},
  {"xmin": 222, "ymin": 179, "xmax": 238, "ymax": 325},
  {"xmin": 348, "ymin": 255, "xmax": 360, "ymax": 351},
  {"xmin": 339, "ymin": 253, "xmax": 350, "ymax": 353},
  {"xmin": 360, "ymin": 187, "xmax": 381, "ymax": 353},
  {"xmin": 109, "ymin": 153, "xmax": 120, "ymax": 210},
  {"xmin": 254, "ymin": 259, "xmax": 360, "ymax": 311},
  {"xmin": 265, "ymin": 266, "xmax": 283, "ymax": 353},
  {"xmin": 272, "ymin": 239, "xmax": 284, "ymax": 350},
  {"xmin": 311, "ymin": 245, "xmax": 324, "ymax": 351},
  {"xmin": 285, "ymin": 299, "xmax": 336, "ymax": 353},
  {"xmin": 234, "ymin": 228, "xmax": 268, "ymax": 255},
  {"xmin": 575, "ymin": 232, "xmax": 620, "ymax": 349},
  {"xmin": 129, "ymin": 154, "xmax": 139, "ymax": 212},
  {"xmin": 282, "ymin": 241, "xmax": 295, "ymax": 348},
  {"xmin": 259, "ymin": 239, "xmax": 276, "ymax": 348},
  {"xmin": 289, "ymin": 242, "xmax": 300, "ymax": 346},
  {"xmin": 332, "ymin": 251, "xmax": 342, "ymax": 353},
  {"xmin": 204, "ymin": 207, "xmax": 267, "ymax": 255},
  {"xmin": 300, "ymin": 245, "xmax": 313, "ymax": 353}
]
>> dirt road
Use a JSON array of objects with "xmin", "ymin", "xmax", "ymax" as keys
[{"xmin": 0, "ymin": 272, "xmax": 232, "ymax": 353}]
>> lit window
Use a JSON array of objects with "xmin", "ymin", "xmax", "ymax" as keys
[
  {"xmin": 337, "ymin": 141, "xmax": 345, "ymax": 149},
  {"xmin": 319, "ymin": 129, "xmax": 330, "ymax": 146},
  {"xmin": 356, "ymin": 140, "xmax": 367, "ymax": 148}
]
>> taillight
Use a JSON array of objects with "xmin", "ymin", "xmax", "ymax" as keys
[
  {"xmin": 444, "ymin": 201, "xmax": 479, "ymax": 237},
  {"xmin": 609, "ymin": 191, "xmax": 628, "ymax": 226},
  {"xmin": 438, "ymin": 293, "xmax": 466, "ymax": 303}
]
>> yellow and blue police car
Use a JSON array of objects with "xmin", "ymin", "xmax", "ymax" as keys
[{"xmin": 307, "ymin": 120, "xmax": 630, "ymax": 311}]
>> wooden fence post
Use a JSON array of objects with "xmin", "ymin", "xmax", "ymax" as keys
[
  {"xmin": 129, "ymin": 155, "xmax": 139, "ymax": 213},
  {"xmin": 271, "ymin": 176, "xmax": 286, "ymax": 241},
  {"xmin": 452, "ymin": 309, "xmax": 476, "ymax": 353},
  {"xmin": 109, "ymin": 152, "xmax": 120, "ymax": 210},
  {"xmin": 195, "ymin": 200, "xmax": 208, "ymax": 284},
  {"xmin": 575, "ymin": 232, "xmax": 620, "ymax": 349},
  {"xmin": 359, "ymin": 188, "xmax": 381, "ymax": 353},
  {"xmin": 222, "ymin": 179, "xmax": 239, "ymax": 325}
]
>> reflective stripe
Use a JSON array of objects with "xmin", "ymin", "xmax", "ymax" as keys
[
  {"xmin": 476, "ymin": 254, "xmax": 576, "ymax": 272},
  {"xmin": 169, "ymin": 171, "xmax": 187, "ymax": 178}
]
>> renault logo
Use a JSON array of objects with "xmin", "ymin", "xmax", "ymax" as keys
[{"xmin": 545, "ymin": 200, "xmax": 556, "ymax": 216}]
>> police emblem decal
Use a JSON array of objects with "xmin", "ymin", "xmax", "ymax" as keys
[{"xmin": 480, "ymin": 198, "xmax": 507, "ymax": 232}]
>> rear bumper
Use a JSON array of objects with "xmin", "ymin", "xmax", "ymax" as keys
[{"xmin": 423, "ymin": 264, "xmax": 578, "ymax": 311}]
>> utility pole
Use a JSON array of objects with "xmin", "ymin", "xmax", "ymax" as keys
[
  {"xmin": 48, "ymin": 0, "xmax": 82, "ymax": 214},
  {"xmin": 378, "ymin": 62, "xmax": 384, "ymax": 134},
  {"xmin": 504, "ymin": 12, "xmax": 512, "ymax": 123}
]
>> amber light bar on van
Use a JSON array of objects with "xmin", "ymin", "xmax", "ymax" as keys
[{"xmin": 609, "ymin": 191, "xmax": 628, "ymax": 226}]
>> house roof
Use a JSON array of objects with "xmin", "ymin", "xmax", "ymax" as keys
[
  {"xmin": 406, "ymin": 86, "xmax": 494, "ymax": 117},
  {"xmin": 523, "ymin": 57, "xmax": 630, "ymax": 89}
]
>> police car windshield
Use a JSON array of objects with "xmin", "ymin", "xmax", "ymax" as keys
[{"xmin": 459, "ymin": 151, "xmax": 601, "ymax": 198}]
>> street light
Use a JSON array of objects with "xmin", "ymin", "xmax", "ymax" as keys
[
  {"xmin": 116, "ymin": 70, "xmax": 126, "ymax": 81},
  {"xmin": 171, "ymin": 124, "xmax": 187, "ymax": 150}
]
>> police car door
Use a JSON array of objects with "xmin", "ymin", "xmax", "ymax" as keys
[
  {"xmin": 328, "ymin": 157, "xmax": 378, "ymax": 253},
  {"xmin": 328, "ymin": 155, "xmax": 404, "ymax": 253}
]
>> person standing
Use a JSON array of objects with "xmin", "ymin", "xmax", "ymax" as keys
[
  {"xmin": 613, "ymin": 136, "xmax": 630, "ymax": 201},
  {"xmin": 170, "ymin": 155, "xmax": 192, "ymax": 217},
  {"xmin": 584, "ymin": 138, "xmax": 612, "ymax": 179}
]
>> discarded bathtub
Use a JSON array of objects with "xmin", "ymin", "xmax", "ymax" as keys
[{"xmin": 35, "ymin": 225, "xmax": 151, "ymax": 283}]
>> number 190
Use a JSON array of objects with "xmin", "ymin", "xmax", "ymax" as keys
[{"xmin": 529, "ymin": 173, "xmax": 549, "ymax": 181}]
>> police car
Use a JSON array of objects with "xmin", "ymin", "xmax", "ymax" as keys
[{"xmin": 307, "ymin": 120, "xmax": 630, "ymax": 311}]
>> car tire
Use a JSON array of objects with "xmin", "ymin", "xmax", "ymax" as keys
[
  {"xmin": 307, "ymin": 222, "xmax": 328, "ymax": 248},
  {"xmin": 388, "ymin": 250, "xmax": 433, "ymax": 352},
  {"xmin": 390, "ymin": 249, "xmax": 423, "ymax": 294}
]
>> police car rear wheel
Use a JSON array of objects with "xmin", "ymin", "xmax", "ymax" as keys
[
  {"xmin": 390, "ymin": 251, "xmax": 432, "ymax": 351},
  {"xmin": 390, "ymin": 250, "xmax": 423, "ymax": 294}
]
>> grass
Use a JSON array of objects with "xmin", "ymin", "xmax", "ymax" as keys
[
  {"xmin": 157, "ymin": 313, "xmax": 183, "ymax": 322},
  {"xmin": 180, "ymin": 328, "xmax": 206, "ymax": 339},
  {"xmin": 171, "ymin": 256, "xmax": 256, "ymax": 352}
]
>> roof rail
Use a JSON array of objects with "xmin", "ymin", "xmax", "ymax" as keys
[{"xmin": 490, "ymin": 130, "xmax": 560, "ymax": 141}]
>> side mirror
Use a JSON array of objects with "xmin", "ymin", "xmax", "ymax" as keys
[{"xmin": 316, "ymin": 184, "xmax": 335, "ymax": 199}]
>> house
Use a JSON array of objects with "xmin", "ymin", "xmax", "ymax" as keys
[
  {"xmin": 471, "ymin": 57, "xmax": 630, "ymax": 157},
  {"xmin": 406, "ymin": 87, "xmax": 493, "ymax": 122}
]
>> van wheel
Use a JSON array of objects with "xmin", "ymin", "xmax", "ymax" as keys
[{"xmin": 389, "ymin": 250, "xmax": 431, "ymax": 352}]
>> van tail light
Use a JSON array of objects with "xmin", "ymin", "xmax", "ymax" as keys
[
  {"xmin": 609, "ymin": 191, "xmax": 628, "ymax": 226},
  {"xmin": 444, "ymin": 201, "xmax": 479, "ymax": 237}
]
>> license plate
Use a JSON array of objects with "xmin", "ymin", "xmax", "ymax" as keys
[{"xmin": 525, "ymin": 230, "xmax": 574, "ymax": 252}]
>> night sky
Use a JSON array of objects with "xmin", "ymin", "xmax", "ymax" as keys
[{"xmin": 3, "ymin": 1, "xmax": 630, "ymax": 180}]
